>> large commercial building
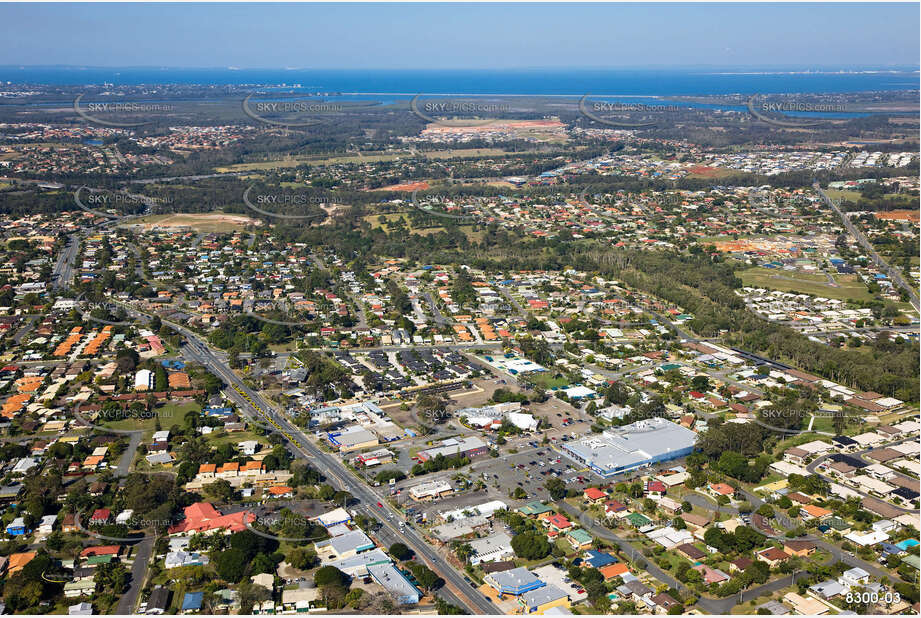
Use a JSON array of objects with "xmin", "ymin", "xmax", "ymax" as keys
[
  {"xmin": 325, "ymin": 425, "xmax": 379, "ymax": 452},
  {"xmin": 561, "ymin": 418, "xmax": 696, "ymax": 478},
  {"xmin": 367, "ymin": 563, "xmax": 421, "ymax": 605},
  {"xmin": 485, "ymin": 567, "xmax": 545, "ymax": 596},
  {"xmin": 408, "ymin": 479, "xmax": 454, "ymax": 501}
]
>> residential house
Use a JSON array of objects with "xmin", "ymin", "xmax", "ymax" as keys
[
  {"xmin": 708, "ymin": 483, "xmax": 735, "ymax": 499},
  {"xmin": 583, "ymin": 487, "xmax": 606, "ymax": 503},
  {"xmin": 756, "ymin": 547, "xmax": 790, "ymax": 567},
  {"xmin": 566, "ymin": 528, "xmax": 593, "ymax": 550},
  {"xmin": 145, "ymin": 587, "xmax": 172, "ymax": 615},
  {"xmin": 783, "ymin": 540, "xmax": 816, "ymax": 557}
]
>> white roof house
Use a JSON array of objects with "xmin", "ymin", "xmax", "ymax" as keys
[
  {"xmin": 135, "ymin": 369, "xmax": 154, "ymax": 391},
  {"xmin": 68, "ymin": 602, "xmax": 93, "ymax": 615},
  {"xmin": 12, "ymin": 457, "xmax": 38, "ymax": 475},
  {"xmin": 238, "ymin": 440, "xmax": 259, "ymax": 456},
  {"xmin": 844, "ymin": 530, "xmax": 889, "ymax": 547},
  {"xmin": 115, "ymin": 510, "xmax": 134, "ymax": 525},
  {"xmin": 38, "ymin": 514, "xmax": 58, "ymax": 533}
]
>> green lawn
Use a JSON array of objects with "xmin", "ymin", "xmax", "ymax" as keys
[
  {"xmin": 825, "ymin": 189, "xmax": 863, "ymax": 202},
  {"xmin": 522, "ymin": 373, "xmax": 571, "ymax": 390},
  {"xmin": 101, "ymin": 402, "xmax": 198, "ymax": 434},
  {"xmin": 739, "ymin": 267, "xmax": 873, "ymax": 302},
  {"xmin": 205, "ymin": 429, "xmax": 268, "ymax": 448}
]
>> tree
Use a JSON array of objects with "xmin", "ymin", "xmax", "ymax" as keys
[
  {"xmin": 344, "ymin": 588, "xmax": 365, "ymax": 608},
  {"xmin": 453, "ymin": 542, "xmax": 473, "ymax": 564},
  {"xmin": 203, "ymin": 479, "xmax": 234, "ymax": 503},
  {"xmin": 416, "ymin": 394, "xmax": 448, "ymax": 423},
  {"xmin": 95, "ymin": 562, "xmax": 129, "ymax": 595},
  {"xmin": 511, "ymin": 531, "xmax": 551, "ymax": 560},
  {"xmin": 545, "ymin": 477, "xmax": 566, "ymax": 500},
  {"xmin": 2, "ymin": 578, "xmax": 44, "ymax": 612},
  {"xmin": 287, "ymin": 546, "xmax": 318, "ymax": 570},
  {"xmin": 743, "ymin": 560, "xmax": 770, "ymax": 585},
  {"xmin": 314, "ymin": 566, "xmax": 350, "ymax": 589},
  {"xmin": 230, "ymin": 529, "xmax": 279, "ymax": 561},
  {"xmin": 435, "ymin": 595, "xmax": 467, "ymax": 615},
  {"xmin": 214, "ymin": 547, "xmax": 248, "ymax": 582},
  {"xmin": 690, "ymin": 375, "xmax": 710, "ymax": 391},
  {"xmin": 374, "ymin": 469, "xmax": 405, "ymax": 485},
  {"xmin": 407, "ymin": 561, "xmax": 443, "ymax": 591},
  {"xmin": 390, "ymin": 543, "xmax": 413, "ymax": 561},
  {"xmin": 250, "ymin": 553, "xmax": 277, "ymax": 575}
]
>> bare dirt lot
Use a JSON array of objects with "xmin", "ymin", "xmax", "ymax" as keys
[{"xmin": 130, "ymin": 212, "xmax": 261, "ymax": 232}]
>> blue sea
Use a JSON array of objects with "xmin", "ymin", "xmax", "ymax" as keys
[{"xmin": 1, "ymin": 66, "xmax": 918, "ymax": 96}]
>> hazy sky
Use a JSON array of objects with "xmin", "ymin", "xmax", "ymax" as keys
[{"xmin": 0, "ymin": 3, "xmax": 917, "ymax": 69}]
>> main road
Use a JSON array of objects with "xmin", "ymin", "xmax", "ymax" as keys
[
  {"xmin": 51, "ymin": 234, "xmax": 80, "ymax": 290},
  {"xmin": 815, "ymin": 182, "xmax": 920, "ymax": 311},
  {"xmin": 115, "ymin": 301, "xmax": 496, "ymax": 615}
]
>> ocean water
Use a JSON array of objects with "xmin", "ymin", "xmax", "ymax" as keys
[{"xmin": 1, "ymin": 66, "xmax": 918, "ymax": 96}]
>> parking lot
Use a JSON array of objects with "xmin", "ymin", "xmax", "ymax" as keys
[
  {"xmin": 473, "ymin": 444, "xmax": 595, "ymax": 504},
  {"xmin": 532, "ymin": 563, "xmax": 588, "ymax": 602}
]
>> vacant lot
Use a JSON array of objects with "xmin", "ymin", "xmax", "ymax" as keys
[
  {"xmin": 129, "ymin": 212, "xmax": 261, "ymax": 233},
  {"xmin": 102, "ymin": 401, "xmax": 199, "ymax": 435},
  {"xmin": 686, "ymin": 165, "xmax": 735, "ymax": 179},
  {"xmin": 825, "ymin": 189, "xmax": 863, "ymax": 202},
  {"xmin": 739, "ymin": 267, "xmax": 873, "ymax": 302},
  {"xmin": 875, "ymin": 209, "xmax": 920, "ymax": 223}
]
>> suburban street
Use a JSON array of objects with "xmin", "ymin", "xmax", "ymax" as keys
[
  {"xmin": 118, "ymin": 302, "xmax": 496, "ymax": 614},
  {"xmin": 113, "ymin": 537, "xmax": 155, "ymax": 615}
]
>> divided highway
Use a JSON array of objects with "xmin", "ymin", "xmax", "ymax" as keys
[{"xmin": 115, "ymin": 302, "xmax": 496, "ymax": 614}]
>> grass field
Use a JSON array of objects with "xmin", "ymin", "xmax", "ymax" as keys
[
  {"xmin": 826, "ymin": 188, "xmax": 908, "ymax": 203},
  {"xmin": 102, "ymin": 401, "xmax": 198, "ymax": 434},
  {"xmin": 521, "ymin": 372, "xmax": 571, "ymax": 390},
  {"xmin": 825, "ymin": 189, "xmax": 863, "ymax": 202},
  {"xmin": 739, "ymin": 267, "xmax": 873, "ymax": 302},
  {"xmin": 205, "ymin": 429, "xmax": 268, "ymax": 448},
  {"xmin": 214, "ymin": 147, "xmax": 513, "ymax": 173},
  {"xmin": 363, "ymin": 212, "xmax": 484, "ymax": 241}
]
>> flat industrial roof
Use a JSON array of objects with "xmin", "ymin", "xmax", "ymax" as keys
[{"xmin": 562, "ymin": 418, "xmax": 696, "ymax": 473}]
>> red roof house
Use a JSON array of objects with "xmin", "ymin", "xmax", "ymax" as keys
[
  {"xmin": 81, "ymin": 545, "xmax": 122, "ymax": 558},
  {"xmin": 645, "ymin": 481, "xmax": 667, "ymax": 496},
  {"xmin": 546, "ymin": 514, "xmax": 573, "ymax": 532},
  {"xmin": 584, "ymin": 487, "xmax": 606, "ymax": 503},
  {"xmin": 168, "ymin": 502, "xmax": 255, "ymax": 535},
  {"xmin": 90, "ymin": 508, "xmax": 111, "ymax": 525}
]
